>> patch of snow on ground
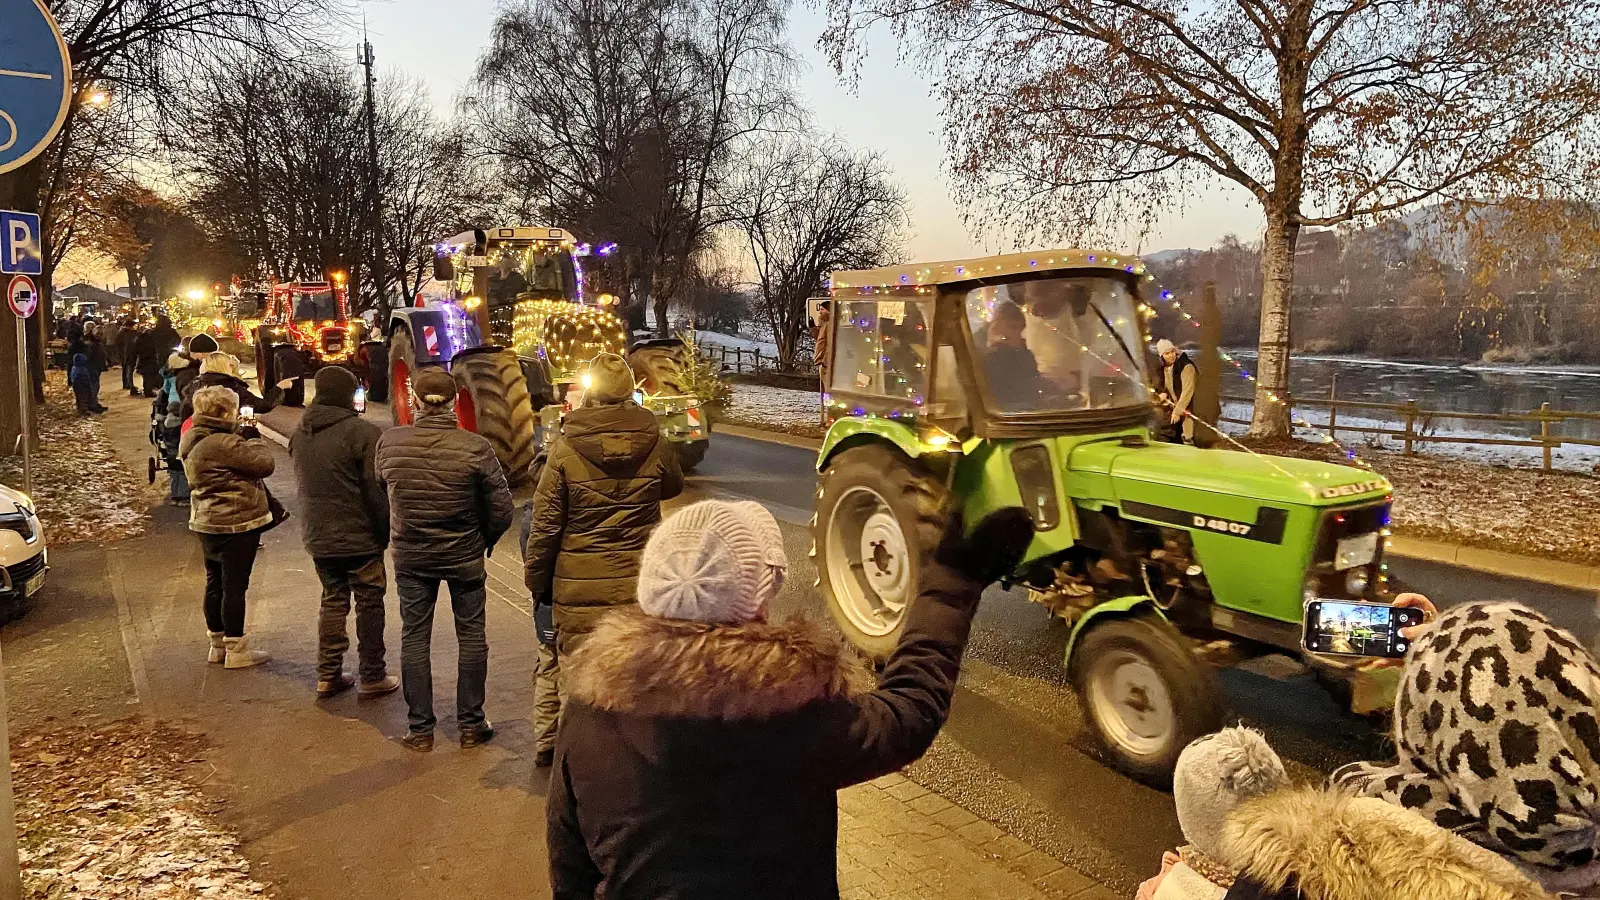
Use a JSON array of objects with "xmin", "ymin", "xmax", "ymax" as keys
[{"xmin": 724, "ymin": 383, "xmax": 822, "ymax": 431}]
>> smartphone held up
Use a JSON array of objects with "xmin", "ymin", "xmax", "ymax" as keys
[{"xmin": 1302, "ymin": 598, "xmax": 1425, "ymax": 659}]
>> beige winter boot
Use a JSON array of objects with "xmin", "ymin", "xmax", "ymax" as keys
[
  {"xmin": 207, "ymin": 632, "xmax": 226, "ymax": 664},
  {"xmin": 223, "ymin": 635, "xmax": 270, "ymax": 669}
]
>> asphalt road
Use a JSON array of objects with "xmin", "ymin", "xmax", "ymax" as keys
[{"xmin": 262, "ymin": 401, "xmax": 1600, "ymax": 892}]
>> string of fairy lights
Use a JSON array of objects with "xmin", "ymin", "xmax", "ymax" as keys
[{"xmin": 512, "ymin": 298, "xmax": 627, "ymax": 377}]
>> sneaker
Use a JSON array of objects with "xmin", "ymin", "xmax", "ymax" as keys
[
  {"xmin": 316, "ymin": 673, "xmax": 355, "ymax": 698},
  {"xmin": 460, "ymin": 722, "xmax": 496, "ymax": 748},
  {"xmin": 357, "ymin": 675, "xmax": 400, "ymax": 698},
  {"xmin": 534, "ymin": 748, "xmax": 554, "ymax": 768},
  {"xmin": 401, "ymin": 731, "xmax": 434, "ymax": 753}
]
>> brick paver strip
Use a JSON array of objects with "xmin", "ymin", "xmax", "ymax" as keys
[{"xmin": 839, "ymin": 776, "xmax": 1107, "ymax": 899}]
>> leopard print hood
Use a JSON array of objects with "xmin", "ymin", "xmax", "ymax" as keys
[{"xmin": 1335, "ymin": 601, "xmax": 1600, "ymax": 880}]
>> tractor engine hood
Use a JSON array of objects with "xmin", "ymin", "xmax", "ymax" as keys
[{"xmin": 1069, "ymin": 439, "xmax": 1392, "ymax": 507}]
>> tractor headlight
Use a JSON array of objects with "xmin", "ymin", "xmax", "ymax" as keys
[{"xmin": 1345, "ymin": 568, "xmax": 1370, "ymax": 597}]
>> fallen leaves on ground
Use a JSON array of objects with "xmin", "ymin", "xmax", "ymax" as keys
[
  {"xmin": 1244, "ymin": 438, "xmax": 1600, "ymax": 567},
  {"xmin": 0, "ymin": 373, "xmax": 151, "ymax": 547},
  {"xmin": 14, "ymin": 719, "xmax": 268, "ymax": 900}
]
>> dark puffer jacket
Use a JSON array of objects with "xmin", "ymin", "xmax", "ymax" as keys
[
  {"xmin": 289, "ymin": 402, "xmax": 389, "ymax": 558},
  {"xmin": 375, "ymin": 410, "xmax": 514, "ymax": 574},
  {"xmin": 523, "ymin": 400, "xmax": 683, "ymax": 643},
  {"xmin": 179, "ymin": 414, "xmax": 276, "ymax": 534},
  {"xmin": 546, "ymin": 560, "xmax": 984, "ymax": 900},
  {"xmin": 179, "ymin": 371, "xmax": 282, "ymax": 423}
]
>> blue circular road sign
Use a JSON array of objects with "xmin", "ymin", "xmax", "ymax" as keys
[{"xmin": 0, "ymin": 0, "xmax": 72, "ymax": 175}]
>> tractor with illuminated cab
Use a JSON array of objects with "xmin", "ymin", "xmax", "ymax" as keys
[
  {"xmin": 812, "ymin": 250, "xmax": 1400, "ymax": 783},
  {"xmin": 386, "ymin": 227, "xmax": 711, "ymax": 487},
  {"xmin": 254, "ymin": 276, "xmax": 379, "ymax": 407}
]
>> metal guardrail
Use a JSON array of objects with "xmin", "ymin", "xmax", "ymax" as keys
[{"xmin": 1222, "ymin": 375, "xmax": 1600, "ymax": 471}]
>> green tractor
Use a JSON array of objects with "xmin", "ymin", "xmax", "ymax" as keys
[{"xmin": 812, "ymin": 250, "xmax": 1396, "ymax": 783}]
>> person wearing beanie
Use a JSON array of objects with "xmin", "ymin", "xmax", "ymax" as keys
[
  {"xmin": 1155, "ymin": 338, "xmax": 1196, "ymax": 444},
  {"xmin": 376, "ymin": 366, "xmax": 514, "ymax": 752},
  {"xmin": 546, "ymin": 499, "xmax": 1035, "ymax": 900},
  {"xmin": 289, "ymin": 366, "xmax": 397, "ymax": 700},
  {"xmin": 1331, "ymin": 599, "xmax": 1600, "ymax": 896},
  {"xmin": 1136, "ymin": 727, "xmax": 1288, "ymax": 900},
  {"xmin": 523, "ymin": 352, "xmax": 682, "ymax": 766},
  {"xmin": 173, "ymin": 332, "xmax": 218, "ymax": 406}
]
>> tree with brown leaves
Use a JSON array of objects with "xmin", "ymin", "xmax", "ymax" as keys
[{"xmin": 822, "ymin": 0, "xmax": 1600, "ymax": 436}]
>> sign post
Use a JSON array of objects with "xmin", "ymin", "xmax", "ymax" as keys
[{"xmin": 7, "ymin": 275, "xmax": 33, "ymax": 497}]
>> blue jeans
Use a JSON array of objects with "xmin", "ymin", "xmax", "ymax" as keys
[{"xmin": 395, "ymin": 570, "xmax": 488, "ymax": 735}]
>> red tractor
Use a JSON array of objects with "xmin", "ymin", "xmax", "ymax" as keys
[{"xmin": 254, "ymin": 276, "xmax": 380, "ymax": 406}]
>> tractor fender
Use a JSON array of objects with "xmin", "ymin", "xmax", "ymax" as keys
[
  {"xmin": 1063, "ymin": 596, "xmax": 1168, "ymax": 669},
  {"xmin": 817, "ymin": 417, "xmax": 938, "ymax": 471},
  {"xmin": 386, "ymin": 307, "xmax": 455, "ymax": 364}
]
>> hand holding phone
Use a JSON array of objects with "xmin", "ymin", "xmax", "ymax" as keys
[
  {"xmin": 239, "ymin": 405, "xmax": 257, "ymax": 425},
  {"xmin": 1303, "ymin": 598, "xmax": 1426, "ymax": 659}
]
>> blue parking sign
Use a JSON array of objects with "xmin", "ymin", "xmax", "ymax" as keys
[
  {"xmin": 0, "ymin": 211, "xmax": 42, "ymax": 276},
  {"xmin": 0, "ymin": 0, "xmax": 73, "ymax": 175}
]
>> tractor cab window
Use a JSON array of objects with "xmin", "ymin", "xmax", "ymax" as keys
[
  {"xmin": 294, "ymin": 289, "xmax": 339, "ymax": 322},
  {"xmin": 965, "ymin": 276, "xmax": 1149, "ymax": 414},
  {"xmin": 488, "ymin": 243, "xmax": 577, "ymax": 305},
  {"xmin": 830, "ymin": 299, "xmax": 931, "ymax": 401}
]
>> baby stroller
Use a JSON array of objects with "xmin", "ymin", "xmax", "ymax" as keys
[{"xmin": 147, "ymin": 394, "xmax": 189, "ymax": 505}]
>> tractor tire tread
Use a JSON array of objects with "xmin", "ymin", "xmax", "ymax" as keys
[{"xmin": 452, "ymin": 349, "xmax": 537, "ymax": 487}]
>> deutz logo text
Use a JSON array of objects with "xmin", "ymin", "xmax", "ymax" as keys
[
  {"xmin": 1320, "ymin": 479, "xmax": 1388, "ymax": 499},
  {"xmin": 1193, "ymin": 515, "xmax": 1251, "ymax": 536}
]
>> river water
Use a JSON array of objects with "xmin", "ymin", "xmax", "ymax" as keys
[{"xmin": 1221, "ymin": 351, "xmax": 1600, "ymax": 459}]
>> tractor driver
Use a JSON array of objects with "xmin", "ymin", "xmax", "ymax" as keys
[
  {"xmin": 982, "ymin": 301, "xmax": 1044, "ymax": 410},
  {"xmin": 488, "ymin": 253, "xmax": 529, "ymax": 306}
]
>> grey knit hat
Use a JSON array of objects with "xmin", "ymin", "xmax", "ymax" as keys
[
  {"xmin": 1173, "ymin": 727, "xmax": 1288, "ymax": 863},
  {"xmin": 637, "ymin": 500, "xmax": 788, "ymax": 624},
  {"xmin": 584, "ymin": 352, "xmax": 635, "ymax": 404}
]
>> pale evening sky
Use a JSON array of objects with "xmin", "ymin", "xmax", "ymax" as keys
[{"xmin": 356, "ymin": 0, "xmax": 1265, "ymax": 262}]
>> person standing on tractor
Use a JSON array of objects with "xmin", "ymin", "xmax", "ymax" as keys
[
  {"xmin": 1156, "ymin": 339, "xmax": 1197, "ymax": 444},
  {"xmin": 376, "ymin": 367, "xmax": 515, "ymax": 752},
  {"xmin": 290, "ymin": 366, "xmax": 399, "ymax": 701},
  {"xmin": 522, "ymin": 352, "xmax": 683, "ymax": 767}
]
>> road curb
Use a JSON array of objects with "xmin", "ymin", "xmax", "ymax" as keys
[
  {"xmin": 257, "ymin": 421, "xmax": 290, "ymax": 449},
  {"xmin": 713, "ymin": 421, "xmax": 823, "ymax": 451},
  {"xmin": 1387, "ymin": 535, "xmax": 1600, "ymax": 592},
  {"xmin": 715, "ymin": 421, "xmax": 1598, "ymax": 593}
]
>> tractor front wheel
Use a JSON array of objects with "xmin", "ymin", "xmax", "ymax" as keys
[
  {"xmin": 1071, "ymin": 613, "xmax": 1223, "ymax": 786},
  {"xmin": 452, "ymin": 349, "xmax": 537, "ymax": 487},
  {"xmin": 813, "ymin": 444, "xmax": 945, "ymax": 660},
  {"xmin": 676, "ymin": 439, "xmax": 708, "ymax": 472},
  {"xmin": 389, "ymin": 328, "xmax": 415, "ymax": 426}
]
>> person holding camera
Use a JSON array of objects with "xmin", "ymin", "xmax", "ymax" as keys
[{"xmin": 179, "ymin": 385, "xmax": 277, "ymax": 669}]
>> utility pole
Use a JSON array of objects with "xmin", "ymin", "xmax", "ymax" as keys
[{"xmin": 359, "ymin": 27, "xmax": 390, "ymax": 324}]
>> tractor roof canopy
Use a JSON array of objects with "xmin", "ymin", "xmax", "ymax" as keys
[{"xmin": 831, "ymin": 248, "xmax": 1147, "ymax": 290}]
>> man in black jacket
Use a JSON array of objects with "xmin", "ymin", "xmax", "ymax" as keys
[
  {"xmin": 376, "ymin": 366, "xmax": 515, "ymax": 752},
  {"xmin": 547, "ymin": 499, "xmax": 1034, "ymax": 899},
  {"xmin": 290, "ymin": 366, "xmax": 397, "ymax": 700},
  {"xmin": 524, "ymin": 352, "xmax": 683, "ymax": 766}
]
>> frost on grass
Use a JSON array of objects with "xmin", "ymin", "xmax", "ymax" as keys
[
  {"xmin": 1245, "ymin": 438, "xmax": 1600, "ymax": 567},
  {"xmin": 15, "ymin": 720, "xmax": 269, "ymax": 899},
  {"xmin": 0, "ymin": 373, "xmax": 151, "ymax": 547},
  {"xmin": 717, "ymin": 384, "xmax": 826, "ymax": 438}
]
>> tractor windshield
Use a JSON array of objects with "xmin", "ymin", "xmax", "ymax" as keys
[
  {"xmin": 293, "ymin": 289, "xmax": 340, "ymax": 322},
  {"xmin": 485, "ymin": 242, "xmax": 577, "ymax": 306},
  {"xmin": 964, "ymin": 275, "xmax": 1149, "ymax": 414}
]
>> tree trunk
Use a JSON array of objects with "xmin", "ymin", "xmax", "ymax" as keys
[{"xmin": 1247, "ymin": 208, "xmax": 1298, "ymax": 438}]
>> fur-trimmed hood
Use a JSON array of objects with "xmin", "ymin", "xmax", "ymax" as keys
[
  {"xmin": 566, "ymin": 612, "xmax": 875, "ymax": 720},
  {"xmin": 1221, "ymin": 788, "xmax": 1550, "ymax": 900}
]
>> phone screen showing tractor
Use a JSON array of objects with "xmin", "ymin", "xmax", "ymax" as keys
[{"xmin": 1302, "ymin": 599, "xmax": 1424, "ymax": 659}]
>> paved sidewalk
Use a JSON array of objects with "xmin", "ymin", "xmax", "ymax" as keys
[{"xmin": 2, "ymin": 379, "xmax": 1117, "ymax": 900}]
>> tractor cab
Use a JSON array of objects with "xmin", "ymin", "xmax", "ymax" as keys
[
  {"xmin": 814, "ymin": 250, "xmax": 1399, "ymax": 783},
  {"xmin": 254, "ymin": 276, "xmax": 372, "ymax": 407}
]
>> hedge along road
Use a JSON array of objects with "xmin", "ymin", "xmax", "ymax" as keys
[{"xmin": 260, "ymin": 399, "xmax": 1599, "ymax": 892}]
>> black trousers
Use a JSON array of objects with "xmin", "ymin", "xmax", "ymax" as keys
[{"xmin": 199, "ymin": 528, "xmax": 264, "ymax": 637}]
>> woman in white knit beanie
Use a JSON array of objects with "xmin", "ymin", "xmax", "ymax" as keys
[{"xmin": 546, "ymin": 498, "xmax": 1034, "ymax": 899}]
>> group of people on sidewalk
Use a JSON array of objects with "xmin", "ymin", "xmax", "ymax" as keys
[{"xmin": 167, "ymin": 339, "xmax": 1600, "ymax": 899}]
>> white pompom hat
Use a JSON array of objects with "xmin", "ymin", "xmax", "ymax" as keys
[{"xmin": 637, "ymin": 500, "xmax": 789, "ymax": 624}]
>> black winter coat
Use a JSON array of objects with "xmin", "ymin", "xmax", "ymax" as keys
[
  {"xmin": 546, "ymin": 559, "xmax": 984, "ymax": 900},
  {"xmin": 523, "ymin": 400, "xmax": 683, "ymax": 642},
  {"xmin": 374, "ymin": 410, "xmax": 514, "ymax": 574},
  {"xmin": 179, "ymin": 372, "xmax": 282, "ymax": 423},
  {"xmin": 135, "ymin": 321, "xmax": 179, "ymax": 378},
  {"xmin": 289, "ymin": 402, "xmax": 389, "ymax": 559}
]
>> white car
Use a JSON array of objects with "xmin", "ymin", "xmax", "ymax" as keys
[{"xmin": 0, "ymin": 485, "xmax": 46, "ymax": 616}]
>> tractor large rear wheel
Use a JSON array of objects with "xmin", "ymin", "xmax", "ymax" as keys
[
  {"xmin": 813, "ymin": 444, "xmax": 946, "ymax": 660},
  {"xmin": 629, "ymin": 343, "xmax": 690, "ymax": 395},
  {"xmin": 452, "ymin": 349, "xmax": 537, "ymax": 487},
  {"xmin": 389, "ymin": 328, "xmax": 416, "ymax": 426}
]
